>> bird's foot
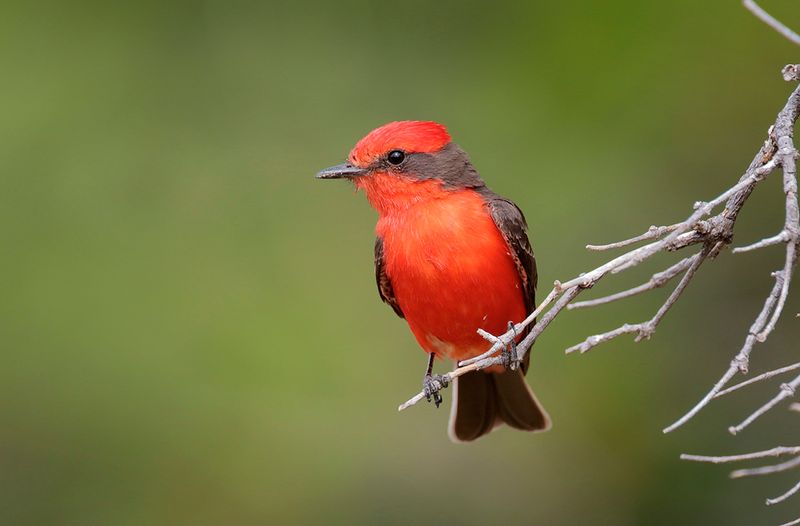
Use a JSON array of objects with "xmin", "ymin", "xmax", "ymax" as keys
[
  {"xmin": 501, "ymin": 321, "xmax": 521, "ymax": 371},
  {"xmin": 423, "ymin": 374, "xmax": 449, "ymax": 408}
]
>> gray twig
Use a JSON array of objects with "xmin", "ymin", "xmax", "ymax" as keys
[
  {"xmin": 743, "ymin": 0, "xmax": 800, "ymax": 46},
  {"xmin": 731, "ymin": 456, "xmax": 800, "ymax": 479},
  {"xmin": 567, "ymin": 256, "xmax": 695, "ymax": 310},
  {"xmin": 664, "ymin": 80, "xmax": 800, "ymax": 433},
  {"xmin": 714, "ymin": 362, "xmax": 800, "ymax": 398},
  {"xmin": 680, "ymin": 446, "xmax": 800, "ymax": 508},
  {"xmin": 663, "ymin": 272, "xmax": 785, "ymax": 433},
  {"xmin": 681, "ymin": 446, "xmax": 800, "ymax": 464},
  {"xmin": 768, "ymin": 480, "xmax": 800, "ymax": 506},
  {"xmin": 730, "ymin": 373, "xmax": 800, "ymax": 435},
  {"xmin": 733, "ymin": 230, "xmax": 789, "ymax": 253},
  {"xmin": 565, "ymin": 248, "xmax": 709, "ymax": 354},
  {"xmin": 586, "ymin": 224, "xmax": 680, "ymax": 251},
  {"xmin": 397, "ymin": 5, "xmax": 800, "ymax": 522},
  {"xmin": 398, "ymin": 78, "xmax": 800, "ymax": 418}
]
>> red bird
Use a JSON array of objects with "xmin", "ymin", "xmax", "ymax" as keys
[{"xmin": 317, "ymin": 121, "xmax": 550, "ymax": 441}]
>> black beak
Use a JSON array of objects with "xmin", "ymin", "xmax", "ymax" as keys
[{"xmin": 315, "ymin": 163, "xmax": 368, "ymax": 180}]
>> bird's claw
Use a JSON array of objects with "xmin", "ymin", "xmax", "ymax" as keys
[
  {"xmin": 502, "ymin": 321, "xmax": 521, "ymax": 371},
  {"xmin": 423, "ymin": 374, "xmax": 449, "ymax": 408}
]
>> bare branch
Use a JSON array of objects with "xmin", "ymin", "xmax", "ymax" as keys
[
  {"xmin": 731, "ymin": 455, "xmax": 800, "ymax": 479},
  {"xmin": 554, "ymin": 170, "xmax": 768, "ymax": 293},
  {"xmin": 398, "ymin": 287, "xmax": 582, "ymax": 411},
  {"xmin": 714, "ymin": 362, "xmax": 800, "ymax": 398},
  {"xmin": 651, "ymin": 0, "xmax": 800, "ymax": 518},
  {"xmin": 743, "ymin": 0, "xmax": 800, "ymax": 46},
  {"xmin": 460, "ymin": 287, "xmax": 561, "ymax": 367},
  {"xmin": 398, "ymin": 80, "xmax": 800, "ymax": 421},
  {"xmin": 390, "ymin": 2, "xmax": 800, "ymax": 518},
  {"xmin": 730, "ymin": 373, "xmax": 800, "ymax": 435},
  {"xmin": 767, "ymin": 480, "xmax": 800, "ymax": 506},
  {"xmin": 566, "ymin": 248, "xmax": 709, "ymax": 354},
  {"xmin": 680, "ymin": 446, "xmax": 800, "ymax": 464},
  {"xmin": 682, "ymin": 444, "xmax": 800, "ymax": 509},
  {"xmin": 733, "ymin": 230, "xmax": 789, "ymax": 253},
  {"xmin": 586, "ymin": 224, "xmax": 679, "ymax": 251},
  {"xmin": 567, "ymin": 256, "xmax": 695, "ymax": 310},
  {"xmin": 397, "ymin": 355, "xmax": 504, "ymax": 412},
  {"xmin": 663, "ymin": 84, "xmax": 800, "ymax": 432},
  {"xmin": 758, "ymin": 131, "xmax": 800, "ymax": 338},
  {"xmin": 664, "ymin": 274, "xmax": 785, "ymax": 433}
]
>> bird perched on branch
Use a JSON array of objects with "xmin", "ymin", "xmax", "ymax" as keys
[{"xmin": 317, "ymin": 121, "xmax": 550, "ymax": 442}]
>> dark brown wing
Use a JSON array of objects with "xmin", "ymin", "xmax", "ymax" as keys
[
  {"xmin": 481, "ymin": 191, "xmax": 537, "ymax": 373},
  {"xmin": 374, "ymin": 236, "xmax": 404, "ymax": 318},
  {"xmin": 482, "ymin": 191, "xmax": 537, "ymax": 313}
]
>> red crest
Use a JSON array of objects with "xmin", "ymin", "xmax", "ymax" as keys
[{"xmin": 349, "ymin": 121, "xmax": 451, "ymax": 167}]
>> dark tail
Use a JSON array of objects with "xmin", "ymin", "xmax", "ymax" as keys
[{"xmin": 448, "ymin": 369, "xmax": 551, "ymax": 442}]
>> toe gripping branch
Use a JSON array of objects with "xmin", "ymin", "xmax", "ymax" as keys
[
  {"xmin": 423, "ymin": 352, "xmax": 449, "ymax": 408},
  {"xmin": 423, "ymin": 374, "xmax": 449, "ymax": 408},
  {"xmin": 420, "ymin": 321, "xmax": 519, "ymax": 409},
  {"xmin": 501, "ymin": 321, "xmax": 521, "ymax": 371}
]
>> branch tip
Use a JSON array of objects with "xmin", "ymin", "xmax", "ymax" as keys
[{"xmin": 744, "ymin": 0, "xmax": 800, "ymax": 46}]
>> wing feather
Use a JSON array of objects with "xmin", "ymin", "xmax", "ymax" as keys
[
  {"xmin": 374, "ymin": 236, "xmax": 404, "ymax": 318},
  {"xmin": 483, "ymin": 193, "xmax": 537, "ymax": 313}
]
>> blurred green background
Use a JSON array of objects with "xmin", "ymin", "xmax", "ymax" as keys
[{"xmin": 2, "ymin": 1, "xmax": 800, "ymax": 524}]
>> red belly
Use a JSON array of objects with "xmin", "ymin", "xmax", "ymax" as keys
[{"xmin": 377, "ymin": 189, "xmax": 527, "ymax": 362}]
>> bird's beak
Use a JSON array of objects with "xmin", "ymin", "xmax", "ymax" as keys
[{"xmin": 315, "ymin": 163, "xmax": 368, "ymax": 180}]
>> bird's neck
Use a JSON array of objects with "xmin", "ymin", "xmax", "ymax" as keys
[{"xmin": 356, "ymin": 172, "xmax": 456, "ymax": 217}]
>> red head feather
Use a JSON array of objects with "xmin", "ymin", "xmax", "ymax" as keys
[{"xmin": 348, "ymin": 121, "xmax": 451, "ymax": 167}]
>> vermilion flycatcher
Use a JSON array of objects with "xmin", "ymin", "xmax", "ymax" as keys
[{"xmin": 317, "ymin": 121, "xmax": 550, "ymax": 442}]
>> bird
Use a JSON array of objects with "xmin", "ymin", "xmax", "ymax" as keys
[{"xmin": 316, "ymin": 121, "xmax": 550, "ymax": 442}]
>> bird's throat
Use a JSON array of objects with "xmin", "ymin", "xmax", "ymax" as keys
[{"xmin": 355, "ymin": 172, "xmax": 453, "ymax": 217}]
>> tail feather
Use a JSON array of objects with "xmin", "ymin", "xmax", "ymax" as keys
[
  {"xmin": 494, "ymin": 369, "xmax": 551, "ymax": 432},
  {"xmin": 448, "ymin": 369, "xmax": 550, "ymax": 443},
  {"xmin": 447, "ymin": 371, "xmax": 497, "ymax": 442}
]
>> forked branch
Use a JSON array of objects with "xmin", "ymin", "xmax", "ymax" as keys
[
  {"xmin": 394, "ymin": 5, "xmax": 800, "ymax": 523},
  {"xmin": 398, "ymin": 75, "xmax": 800, "ymax": 414}
]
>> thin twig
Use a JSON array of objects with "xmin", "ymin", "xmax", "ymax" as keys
[
  {"xmin": 733, "ymin": 230, "xmax": 789, "ymax": 253},
  {"xmin": 398, "ymin": 80, "xmax": 800, "ymax": 414},
  {"xmin": 664, "ymin": 274, "xmax": 785, "ymax": 433},
  {"xmin": 567, "ymin": 256, "xmax": 695, "ymax": 310},
  {"xmin": 459, "ymin": 287, "xmax": 560, "ymax": 367},
  {"xmin": 397, "ymin": 358, "xmax": 499, "ymax": 412},
  {"xmin": 743, "ymin": 0, "xmax": 800, "ymax": 46},
  {"xmin": 398, "ymin": 287, "xmax": 582, "ymax": 411},
  {"xmin": 586, "ymin": 224, "xmax": 680, "ymax": 251},
  {"xmin": 663, "ymin": 83, "xmax": 800, "ymax": 431},
  {"xmin": 730, "ymin": 373, "xmax": 800, "ymax": 435},
  {"xmin": 680, "ymin": 446, "xmax": 800, "ymax": 464},
  {"xmin": 767, "ymin": 480, "xmax": 800, "ymax": 506},
  {"xmin": 556, "ymin": 172, "xmax": 766, "ymax": 292},
  {"xmin": 759, "ymin": 133, "xmax": 800, "ymax": 339},
  {"xmin": 714, "ymin": 362, "xmax": 800, "ymax": 398},
  {"xmin": 731, "ymin": 455, "xmax": 800, "ymax": 479},
  {"xmin": 565, "ymin": 248, "xmax": 709, "ymax": 354},
  {"xmin": 393, "ymin": 4, "xmax": 800, "ymax": 518}
]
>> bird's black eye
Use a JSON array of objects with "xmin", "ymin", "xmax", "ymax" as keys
[{"xmin": 387, "ymin": 150, "xmax": 405, "ymax": 165}]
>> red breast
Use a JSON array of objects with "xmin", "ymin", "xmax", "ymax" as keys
[
  {"xmin": 316, "ymin": 120, "xmax": 551, "ymax": 441},
  {"xmin": 367, "ymin": 177, "xmax": 526, "ymax": 362}
]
